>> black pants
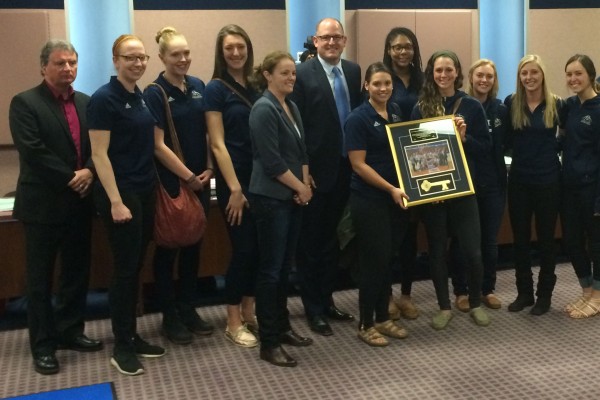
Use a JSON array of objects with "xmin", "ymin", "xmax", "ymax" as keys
[
  {"xmin": 350, "ymin": 192, "xmax": 407, "ymax": 329},
  {"xmin": 297, "ymin": 161, "xmax": 350, "ymax": 318},
  {"xmin": 420, "ymin": 195, "xmax": 483, "ymax": 310},
  {"xmin": 561, "ymin": 183, "xmax": 600, "ymax": 290},
  {"xmin": 215, "ymin": 173, "xmax": 259, "ymax": 305},
  {"xmin": 507, "ymin": 180, "xmax": 559, "ymax": 299},
  {"xmin": 94, "ymin": 187, "xmax": 155, "ymax": 354},
  {"xmin": 24, "ymin": 201, "xmax": 92, "ymax": 357},
  {"xmin": 153, "ymin": 188, "xmax": 210, "ymax": 315}
]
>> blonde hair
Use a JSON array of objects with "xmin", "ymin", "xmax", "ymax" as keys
[
  {"xmin": 510, "ymin": 55, "xmax": 559, "ymax": 130},
  {"xmin": 155, "ymin": 26, "xmax": 184, "ymax": 56},
  {"xmin": 467, "ymin": 59, "xmax": 499, "ymax": 100},
  {"xmin": 112, "ymin": 34, "xmax": 143, "ymax": 57}
]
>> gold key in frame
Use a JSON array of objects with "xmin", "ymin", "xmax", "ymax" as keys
[{"xmin": 421, "ymin": 179, "xmax": 451, "ymax": 192}]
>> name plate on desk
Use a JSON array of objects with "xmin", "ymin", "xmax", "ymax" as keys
[{"xmin": 386, "ymin": 115, "xmax": 474, "ymax": 207}]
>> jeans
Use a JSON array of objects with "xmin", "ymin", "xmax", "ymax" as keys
[
  {"xmin": 216, "ymin": 173, "xmax": 259, "ymax": 305},
  {"xmin": 420, "ymin": 195, "xmax": 483, "ymax": 310},
  {"xmin": 450, "ymin": 184, "xmax": 506, "ymax": 296},
  {"xmin": 94, "ymin": 186, "xmax": 155, "ymax": 354},
  {"xmin": 561, "ymin": 183, "xmax": 600, "ymax": 290},
  {"xmin": 249, "ymin": 194, "xmax": 302, "ymax": 349},
  {"xmin": 507, "ymin": 180, "xmax": 559, "ymax": 298},
  {"xmin": 350, "ymin": 192, "xmax": 408, "ymax": 329}
]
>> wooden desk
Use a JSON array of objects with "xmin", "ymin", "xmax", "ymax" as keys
[{"xmin": 0, "ymin": 201, "xmax": 232, "ymax": 305}]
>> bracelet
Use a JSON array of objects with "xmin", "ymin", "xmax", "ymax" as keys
[
  {"xmin": 206, "ymin": 167, "xmax": 214, "ymax": 172},
  {"xmin": 186, "ymin": 173, "xmax": 196, "ymax": 184}
]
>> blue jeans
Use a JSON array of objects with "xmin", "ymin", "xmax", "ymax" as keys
[
  {"xmin": 450, "ymin": 184, "xmax": 506, "ymax": 296},
  {"xmin": 561, "ymin": 183, "xmax": 600, "ymax": 290},
  {"xmin": 249, "ymin": 194, "xmax": 302, "ymax": 349}
]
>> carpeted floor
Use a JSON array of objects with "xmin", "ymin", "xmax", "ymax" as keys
[{"xmin": 1, "ymin": 264, "xmax": 598, "ymax": 400}]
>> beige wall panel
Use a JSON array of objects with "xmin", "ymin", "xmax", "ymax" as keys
[
  {"xmin": 344, "ymin": 10, "xmax": 358, "ymax": 61},
  {"xmin": 528, "ymin": 9, "xmax": 600, "ymax": 99},
  {"xmin": 134, "ymin": 10, "xmax": 287, "ymax": 89},
  {"xmin": 415, "ymin": 10, "xmax": 478, "ymax": 88},
  {"xmin": 354, "ymin": 10, "xmax": 416, "ymax": 75}
]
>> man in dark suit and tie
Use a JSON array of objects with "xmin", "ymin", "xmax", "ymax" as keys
[
  {"xmin": 292, "ymin": 18, "xmax": 363, "ymax": 336},
  {"xmin": 9, "ymin": 40, "xmax": 102, "ymax": 375}
]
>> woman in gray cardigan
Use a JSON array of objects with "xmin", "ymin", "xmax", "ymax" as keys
[{"xmin": 248, "ymin": 51, "xmax": 313, "ymax": 368}]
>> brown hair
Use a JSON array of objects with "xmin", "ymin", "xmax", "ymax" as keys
[
  {"xmin": 211, "ymin": 24, "xmax": 254, "ymax": 80},
  {"xmin": 418, "ymin": 50, "xmax": 464, "ymax": 118},
  {"xmin": 253, "ymin": 50, "xmax": 295, "ymax": 91}
]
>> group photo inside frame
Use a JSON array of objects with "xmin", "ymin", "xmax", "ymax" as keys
[{"xmin": 386, "ymin": 115, "xmax": 474, "ymax": 207}]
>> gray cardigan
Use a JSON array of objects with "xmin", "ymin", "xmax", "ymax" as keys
[{"xmin": 249, "ymin": 89, "xmax": 308, "ymax": 200}]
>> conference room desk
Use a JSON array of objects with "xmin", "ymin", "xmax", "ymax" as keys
[
  {"xmin": 0, "ymin": 200, "xmax": 559, "ymax": 312},
  {"xmin": 0, "ymin": 200, "xmax": 232, "ymax": 312}
]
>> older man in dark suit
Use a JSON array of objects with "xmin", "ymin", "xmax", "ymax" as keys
[
  {"xmin": 291, "ymin": 18, "xmax": 363, "ymax": 336},
  {"xmin": 9, "ymin": 40, "xmax": 102, "ymax": 375}
]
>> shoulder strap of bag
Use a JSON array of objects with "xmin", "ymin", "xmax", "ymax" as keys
[
  {"xmin": 451, "ymin": 97, "xmax": 463, "ymax": 115},
  {"xmin": 214, "ymin": 78, "xmax": 254, "ymax": 108},
  {"xmin": 146, "ymin": 82, "xmax": 185, "ymax": 164}
]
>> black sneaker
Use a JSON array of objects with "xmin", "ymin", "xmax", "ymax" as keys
[
  {"xmin": 178, "ymin": 304, "xmax": 215, "ymax": 336},
  {"xmin": 111, "ymin": 352, "xmax": 144, "ymax": 376},
  {"xmin": 133, "ymin": 335, "xmax": 166, "ymax": 358},
  {"xmin": 162, "ymin": 316, "xmax": 193, "ymax": 345}
]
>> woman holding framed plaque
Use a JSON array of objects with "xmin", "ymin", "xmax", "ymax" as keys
[
  {"xmin": 345, "ymin": 62, "xmax": 409, "ymax": 346},
  {"xmin": 411, "ymin": 50, "xmax": 492, "ymax": 330},
  {"xmin": 504, "ymin": 55, "xmax": 565, "ymax": 316}
]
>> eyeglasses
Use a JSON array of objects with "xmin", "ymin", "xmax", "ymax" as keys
[
  {"xmin": 118, "ymin": 54, "xmax": 150, "ymax": 63},
  {"xmin": 390, "ymin": 44, "xmax": 414, "ymax": 53},
  {"xmin": 315, "ymin": 35, "xmax": 345, "ymax": 43}
]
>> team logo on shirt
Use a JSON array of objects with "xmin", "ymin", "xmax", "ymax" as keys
[
  {"xmin": 391, "ymin": 113, "xmax": 401, "ymax": 122},
  {"xmin": 125, "ymin": 103, "xmax": 131, "ymax": 109},
  {"xmin": 373, "ymin": 121, "xmax": 381, "ymax": 127},
  {"xmin": 191, "ymin": 90, "xmax": 202, "ymax": 99},
  {"xmin": 581, "ymin": 115, "xmax": 592, "ymax": 126},
  {"xmin": 168, "ymin": 96, "xmax": 176, "ymax": 102},
  {"xmin": 494, "ymin": 118, "xmax": 502, "ymax": 128}
]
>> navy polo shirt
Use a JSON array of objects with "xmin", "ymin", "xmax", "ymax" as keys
[
  {"xmin": 144, "ymin": 73, "xmax": 207, "ymax": 195},
  {"xmin": 504, "ymin": 95, "xmax": 566, "ymax": 185},
  {"xmin": 412, "ymin": 91, "xmax": 494, "ymax": 188},
  {"xmin": 561, "ymin": 95, "xmax": 600, "ymax": 187},
  {"xmin": 87, "ymin": 76, "xmax": 155, "ymax": 193},
  {"xmin": 204, "ymin": 73, "xmax": 259, "ymax": 185},
  {"xmin": 345, "ymin": 100, "xmax": 402, "ymax": 201},
  {"xmin": 390, "ymin": 74, "xmax": 420, "ymax": 121}
]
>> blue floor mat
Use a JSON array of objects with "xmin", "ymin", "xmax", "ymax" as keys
[{"xmin": 3, "ymin": 382, "xmax": 116, "ymax": 400}]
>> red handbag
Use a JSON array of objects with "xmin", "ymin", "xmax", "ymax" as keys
[{"xmin": 147, "ymin": 83, "xmax": 206, "ymax": 248}]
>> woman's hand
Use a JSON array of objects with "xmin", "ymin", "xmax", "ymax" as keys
[
  {"xmin": 187, "ymin": 176, "xmax": 204, "ymax": 192},
  {"xmin": 454, "ymin": 116, "xmax": 467, "ymax": 142},
  {"xmin": 111, "ymin": 201, "xmax": 132, "ymax": 223},
  {"xmin": 390, "ymin": 187, "xmax": 409, "ymax": 209},
  {"xmin": 68, "ymin": 168, "xmax": 94, "ymax": 198},
  {"xmin": 295, "ymin": 184, "xmax": 313, "ymax": 205},
  {"xmin": 197, "ymin": 168, "xmax": 215, "ymax": 189},
  {"xmin": 226, "ymin": 190, "xmax": 249, "ymax": 226}
]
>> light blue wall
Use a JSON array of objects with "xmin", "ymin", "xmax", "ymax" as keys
[
  {"xmin": 287, "ymin": 0, "xmax": 342, "ymax": 61},
  {"xmin": 65, "ymin": 0, "xmax": 133, "ymax": 95},
  {"xmin": 479, "ymin": 0, "xmax": 525, "ymax": 100}
]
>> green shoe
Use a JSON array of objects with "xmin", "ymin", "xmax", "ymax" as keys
[
  {"xmin": 431, "ymin": 311, "xmax": 453, "ymax": 330},
  {"xmin": 470, "ymin": 307, "xmax": 491, "ymax": 326}
]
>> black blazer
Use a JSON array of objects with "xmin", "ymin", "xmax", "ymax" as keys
[
  {"xmin": 291, "ymin": 57, "xmax": 362, "ymax": 192},
  {"xmin": 9, "ymin": 83, "xmax": 93, "ymax": 224},
  {"xmin": 249, "ymin": 90, "xmax": 308, "ymax": 201}
]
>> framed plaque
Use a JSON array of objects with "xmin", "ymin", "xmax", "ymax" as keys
[{"xmin": 386, "ymin": 115, "xmax": 474, "ymax": 207}]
